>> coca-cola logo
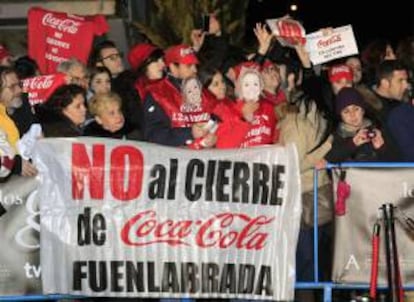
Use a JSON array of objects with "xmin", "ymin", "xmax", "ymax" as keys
[
  {"xmin": 121, "ymin": 210, "xmax": 274, "ymax": 250},
  {"xmin": 42, "ymin": 13, "xmax": 81, "ymax": 34},
  {"xmin": 179, "ymin": 47, "xmax": 195, "ymax": 58},
  {"xmin": 317, "ymin": 34, "xmax": 342, "ymax": 48},
  {"xmin": 23, "ymin": 75, "xmax": 54, "ymax": 90},
  {"xmin": 331, "ymin": 65, "xmax": 351, "ymax": 76}
]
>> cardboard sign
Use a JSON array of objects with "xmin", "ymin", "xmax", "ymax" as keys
[{"xmin": 306, "ymin": 25, "xmax": 359, "ymax": 65}]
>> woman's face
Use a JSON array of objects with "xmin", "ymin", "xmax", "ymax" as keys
[
  {"xmin": 96, "ymin": 101, "xmax": 125, "ymax": 133},
  {"xmin": 261, "ymin": 64, "xmax": 281, "ymax": 92},
  {"xmin": 146, "ymin": 58, "xmax": 165, "ymax": 80},
  {"xmin": 340, "ymin": 104, "xmax": 364, "ymax": 128},
  {"xmin": 62, "ymin": 93, "xmax": 87, "ymax": 126},
  {"xmin": 208, "ymin": 72, "xmax": 226, "ymax": 100},
  {"xmin": 90, "ymin": 72, "xmax": 111, "ymax": 95}
]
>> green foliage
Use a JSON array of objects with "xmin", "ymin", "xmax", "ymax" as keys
[{"xmin": 131, "ymin": 0, "xmax": 249, "ymax": 48}]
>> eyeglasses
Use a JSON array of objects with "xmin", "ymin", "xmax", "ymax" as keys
[{"xmin": 100, "ymin": 52, "xmax": 123, "ymax": 62}]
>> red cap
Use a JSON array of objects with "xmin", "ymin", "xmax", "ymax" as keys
[
  {"xmin": 127, "ymin": 43, "xmax": 158, "ymax": 70},
  {"xmin": 328, "ymin": 64, "xmax": 353, "ymax": 83},
  {"xmin": 164, "ymin": 44, "xmax": 199, "ymax": 66},
  {"xmin": 233, "ymin": 61, "xmax": 260, "ymax": 81},
  {"xmin": 0, "ymin": 45, "xmax": 11, "ymax": 61}
]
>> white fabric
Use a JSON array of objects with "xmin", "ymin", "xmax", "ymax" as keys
[{"xmin": 33, "ymin": 138, "xmax": 302, "ymax": 300}]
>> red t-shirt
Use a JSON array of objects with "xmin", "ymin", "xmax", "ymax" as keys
[{"xmin": 28, "ymin": 7, "xmax": 109, "ymax": 74}]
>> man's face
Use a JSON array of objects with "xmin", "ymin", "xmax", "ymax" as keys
[
  {"xmin": 240, "ymin": 72, "xmax": 261, "ymax": 102},
  {"xmin": 0, "ymin": 72, "xmax": 22, "ymax": 109},
  {"xmin": 170, "ymin": 63, "xmax": 197, "ymax": 80},
  {"xmin": 98, "ymin": 47, "xmax": 124, "ymax": 77},
  {"xmin": 68, "ymin": 65, "xmax": 88, "ymax": 89},
  {"xmin": 388, "ymin": 70, "xmax": 409, "ymax": 101}
]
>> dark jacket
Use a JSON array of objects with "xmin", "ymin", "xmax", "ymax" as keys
[
  {"xmin": 112, "ymin": 70, "xmax": 144, "ymax": 140},
  {"xmin": 387, "ymin": 102, "xmax": 414, "ymax": 161},
  {"xmin": 83, "ymin": 120, "xmax": 134, "ymax": 139},
  {"xmin": 325, "ymin": 121, "xmax": 396, "ymax": 162},
  {"xmin": 10, "ymin": 95, "xmax": 38, "ymax": 136},
  {"xmin": 143, "ymin": 75, "xmax": 193, "ymax": 146}
]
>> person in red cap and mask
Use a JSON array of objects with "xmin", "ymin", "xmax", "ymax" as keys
[
  {"xmin": 143, "ymin": 44, "xmax": 217, "ymax": 148},
  {"xmin": 0, "ymin": 45, "xmax": 12, "ymax": 67}
]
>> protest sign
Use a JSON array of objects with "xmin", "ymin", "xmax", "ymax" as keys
[
  {"xmin": 33, "ymin": 138, "xmax": 302, "ymax": 300},
  {"xmin": 306, "ymin": 25, "xmax": 358, "ymax": 65}
]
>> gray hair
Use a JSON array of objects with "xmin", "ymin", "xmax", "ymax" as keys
[{"xmin": 57, "ymin": 58, "xmax": 88, "ymax": 76}]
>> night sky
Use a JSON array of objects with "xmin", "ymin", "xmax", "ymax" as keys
[{"xmin": 245, "ymin": 0, "xmax": 414, "ymax": 49}]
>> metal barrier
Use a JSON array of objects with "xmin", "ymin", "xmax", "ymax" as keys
[{"xmin": 306, "ymin": 162, "xmax": 414, "ymax": 302}]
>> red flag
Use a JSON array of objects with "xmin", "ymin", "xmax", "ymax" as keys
[
  {"xmin": 28, "ymin": 7, "xmax": 109, "ymax": 74},
  {"xmin": 22, "ymin": 73, "xmax": 69, "ymax": 106}
]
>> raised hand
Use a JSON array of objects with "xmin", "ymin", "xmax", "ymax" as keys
[{"xmin": 254, "ymin": 23, "xmax": 272, "ymax": 55}]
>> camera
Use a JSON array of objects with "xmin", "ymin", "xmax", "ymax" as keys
[
  {"xmin": 201, "ymin": 14, "xmax": 210, "ymax": 33},
  {"xmin": 366, "ymin": 126, "xmax": 376, "ymax": 139}
]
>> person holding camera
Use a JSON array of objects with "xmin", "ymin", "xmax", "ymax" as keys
[{"xmin": 325, "ymin": 87, "xmax": 394, "ymax": 162}]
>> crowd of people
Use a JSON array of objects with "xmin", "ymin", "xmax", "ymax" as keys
[{"xmin": 1, "ymin": 13, "xmax": 414, "ymax": 302}]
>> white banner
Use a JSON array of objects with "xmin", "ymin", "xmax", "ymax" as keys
[
  {"xmin": 0, "ymin": 176, "xmax": 41, "ymax": 295},
  {"xmin": 33, "ymin": 138, "xmax": 301, "ymax": 300},
  {"xmin": 306, "ymin": 25, "xmax": 359, "ymax": 65}
]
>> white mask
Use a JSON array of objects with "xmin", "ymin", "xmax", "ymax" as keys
[
  {"xmin": 240, "ymin": 72, "xmax": 261, "ymax": 102},
  {"xmin": 183, "ymin": 77, "xmax": 202, "ymax": 106}
]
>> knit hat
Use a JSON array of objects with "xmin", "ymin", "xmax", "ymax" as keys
[
  {"xmin": 127, "ymin": 43, "xmax": 158, "ymax": 70},
  {"xmin": 164, "ymin": 44, "xmax": 199, "ymax": 66},
  {"xmin": 328, "ymin": 64, "xmax": 353, "ymax": 83},
  {"xmin": 335, "ymin": 87, "xmax": 365, "ymax": 115}
]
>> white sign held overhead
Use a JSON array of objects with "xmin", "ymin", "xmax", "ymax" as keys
[{"xmin": 306, "ymin": 25, "xmax": 359, "ymax": 65}]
